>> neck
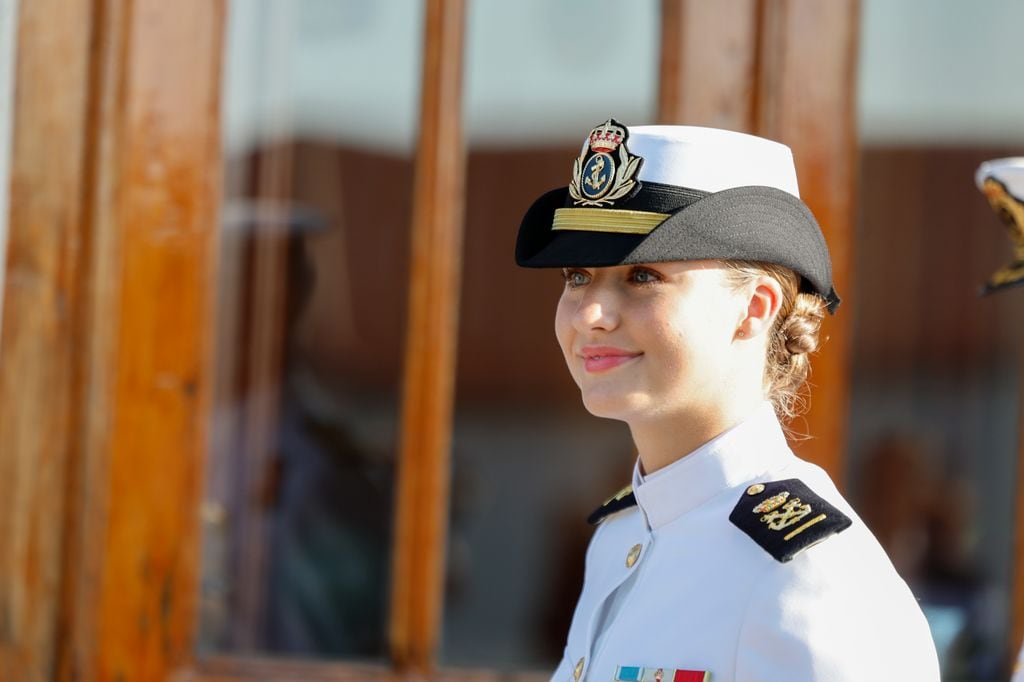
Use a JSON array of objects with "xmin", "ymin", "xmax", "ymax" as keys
[{"xmin": 631, "ymin": 392, "xmax": 765, "ymax": 475}]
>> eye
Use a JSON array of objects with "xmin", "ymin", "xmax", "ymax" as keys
[
  {"xmin": 629, "ymin": 267, "xmax": 662, "ymax": 285},
  {"xmin": 562, "ymin": 268, "xmax": 591, "ymax": 289}
]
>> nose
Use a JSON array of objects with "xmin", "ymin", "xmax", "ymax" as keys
[{"xmin": 573, "ymin": 286, "xmax": 620, "ymax": 332}]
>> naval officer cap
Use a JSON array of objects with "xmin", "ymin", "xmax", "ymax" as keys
[
  {"xmin": 975, "ymin": 157, "xmax": 1024, "ymax": 293},
  {"xmin": 516, "ymin": 119, "xmax": 841, "ymax": 312}
]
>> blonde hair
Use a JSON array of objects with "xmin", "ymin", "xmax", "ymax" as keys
[{"xmin": 724, "ymin": 261, "xmax": 827, "ymax": 422}]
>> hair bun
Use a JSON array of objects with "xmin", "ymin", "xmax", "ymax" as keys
[
  {"xmin": 768, "ymin": 291, "xmax": 827, "ymax": 423},
  {"xmin": 781, "ymin": 294, "xmax": 825, "ymax": 357}
]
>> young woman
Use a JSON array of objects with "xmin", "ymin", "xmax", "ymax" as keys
[{"xmin": 516, "ymin": 121, "xmax": 940, "ymax": 681}]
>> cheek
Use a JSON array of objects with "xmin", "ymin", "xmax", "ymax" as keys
[
  {"xmin": 673, "ymin": 299, "xmax": 742, "ymax": 372},
  {"xmin": 554, "ymin": 296, "xmax": 575, "ymax": 363},
  {"xmin": 654, "ymin": 306, "xmax": 730, "ymax": 372},
  {"xmin": 655, "ymin": 321, "xmax": 694, "ymax": 374}
]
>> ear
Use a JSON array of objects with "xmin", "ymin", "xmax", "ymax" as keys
[{"xmin": 736, "ymin": 276, "xmax": 783, "ymax": 340}]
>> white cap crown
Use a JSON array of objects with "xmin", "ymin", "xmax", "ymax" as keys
[
  {"xmin": 599, "ymin": 125, "xmax": 801, "ymax": 198},
  {"xmin": 976, "ymin": 158, "xmax": 1024, "ymax": 199}
]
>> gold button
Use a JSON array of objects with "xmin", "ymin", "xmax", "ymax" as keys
[
  {"xmin": 573, "ymin": 657, "xmax": 585, "ymax": 681},
  {"xmin": 625, "ymin": 543, "xmax": 642, "ymax": 568},
  {"xmin": 746, "ymin": 483, "xmax": 766, "ymax": 496}
]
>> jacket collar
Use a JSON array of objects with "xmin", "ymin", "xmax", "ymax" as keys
[{"xmin": 631, "ymin": 402, "xmax": 795, "ymax": 530}]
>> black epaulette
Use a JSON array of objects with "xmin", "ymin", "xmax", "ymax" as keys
[
  {"xmin": 729, "ymin": 478, "xmax": 852, "ymax": 562},
  {"xmin": 587, "ymin": 485, "xmax": 637, "ymax": 525}
]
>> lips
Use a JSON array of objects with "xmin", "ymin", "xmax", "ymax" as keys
[{"xmin": 579, "ymin": 345, "xmax": 642, "ymax": 373}]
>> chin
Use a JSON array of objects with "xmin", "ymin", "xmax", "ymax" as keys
[{"xmin": 580, "ymin": 388, "xmax": 651, "ymax": 421}]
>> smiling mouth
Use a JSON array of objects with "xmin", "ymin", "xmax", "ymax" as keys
[{"xmin": 581, "ymin": 352, "xmax": 642, "ymax": 373}]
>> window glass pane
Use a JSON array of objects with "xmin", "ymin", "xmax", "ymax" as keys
[
  {"xmin": 442, "ymin": 0, "xmax": 659, "ymax": 669},
  {"xmin": 198, "ymin": 0, "xmax": 424, "ymax": 661}
]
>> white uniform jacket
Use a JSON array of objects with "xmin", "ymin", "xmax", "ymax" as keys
[{"xmin": 552, "ymin": 404, "xmax": 940, "ymax": 682}]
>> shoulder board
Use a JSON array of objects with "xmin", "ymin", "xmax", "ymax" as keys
[
  {"xmin": 587, "ymin": 484, "xmax": 636, "ymax": 525},
  {"xmin": 729, "ymin": 478, "xmax": 852, "ymax": 563}
]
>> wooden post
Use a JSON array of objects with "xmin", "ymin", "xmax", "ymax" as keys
[
  {"xmin": 388, "ymin": 0, "xmax": 467, "ymax": 673},
  {"xmin": 54, "ymin": 0, "xmax": 226, "ymax": 679},
  {"xmin": 755, "ymin": 0, "xmax": 860, "ymax": 483},
  {"xmin": 0, "ymin": 2, "xmax": 95, "ymax": 681},
  {"xmin": 658, "ymin": 0, "xmax": 759, "ymax": 131}
]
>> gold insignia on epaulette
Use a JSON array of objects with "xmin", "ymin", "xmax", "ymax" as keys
[
  {"xmin": 758, "ymin": 497, "xmax": 813, "ymax": 530},
  {"xmin": 602, "ymin": 484, "xmax": 633, "ymax": 506},
  {"xmin": 568, "ymin": 119, "xmax": 643, "ymax": 207},
  {"xmin": 752, "ymin": 491, "xmax": 789, "ymax": 513},
  {"xmin": 731, "ymin": 478, "xmax": 850, "ymax": 561},
  {"xmin": 588, "ymin": 483, "xmax": 638, "ymax": 525},
  {"xmin": 782, "ymin": 513, "xmax": 828, "ymax": 541},
  {"xmin": 755, "ymin": 493, "xmax": 829, "ymax": 541}
]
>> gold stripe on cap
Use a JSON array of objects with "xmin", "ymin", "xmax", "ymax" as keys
[{"xmin": 552, "ymin": 208, "xmax": 670, "ymax": 235}]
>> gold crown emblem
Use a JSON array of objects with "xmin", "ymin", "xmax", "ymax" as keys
[
  {"xmin": 568, "ymin": 118, "xmax": 643, "ymax": 207},
  {"xmin": 753, "ymin": 491, "xmax": 790, "ymax": 514},
  {"xmin": 589, "ymin": 120, "xmax": 626, "ymax": 153}
]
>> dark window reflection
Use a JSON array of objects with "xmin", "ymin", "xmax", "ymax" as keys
[
  {"xmin": 200, "ymin": 141, "xmax": 415, "ymax": 660},
  {"xmin": 199, "ymin": 0, "xmax": 422, "ymax": 661},
  {"xmin": 264, "ymin": 223, "xmax": 395, "ymax": 657}
]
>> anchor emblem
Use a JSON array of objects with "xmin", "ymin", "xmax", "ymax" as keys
[{"xmin": 568, "ymin": 118, "xmax": 643, "ymax": 207}]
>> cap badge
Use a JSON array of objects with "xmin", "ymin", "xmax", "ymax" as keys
[
  {"xmin": 758, "ymin": 496, "xmax": 814, "ymax": 531},
  {"xmin": 978, "ymin": 175, "xmax": 1024, "ymax": 293},
  {"xmin": 569, "ymin": 118, "xmax": 644, "ymax": 207}
]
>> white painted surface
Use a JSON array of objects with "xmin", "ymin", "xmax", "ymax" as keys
[
  {"xmin": 222, "ymin": 0, "xmax": 1024, "ymax": 153},
  {"xmin": 223, "ymin": 0, "xmax": 658, "ymax": 154},
  {"xmin": 222, "ymin": 0, "xmax": 427, "ymax": 155},
  {"xmin": 859, "ymin": 0, "xmax": 1024, "ymax": 145}
]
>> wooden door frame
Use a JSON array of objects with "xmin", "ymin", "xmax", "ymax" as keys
[
  {"xmin": 388, "ymin": 0, "xmax": 467, "ymax": 672},
  {"xmin": 0, "ymin": 1, "xmax": 96, "ymax": 680},
  {"xmin": 0, "ymin": 1, "xmax": 884, "ymax": 680},
  {"xmin": 0, "ymin": 0, "xmax": 225, "ymax": 679}
]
